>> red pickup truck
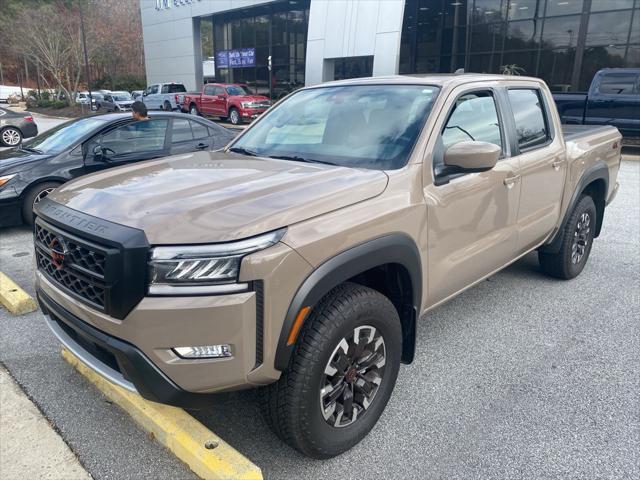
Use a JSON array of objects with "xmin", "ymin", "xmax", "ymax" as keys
[{"xmin": 179, "ymin": 83, "xmax": 271, "ymax": 125}]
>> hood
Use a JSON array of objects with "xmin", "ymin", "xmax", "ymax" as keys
[
  {"xmin": 115, "ymin": 100, "xmax": 133, "ymax": 105},
  {"xmin": 49, "ymin": 151, "xmax": 389, "ymax": 244},
  {"xmin": 237, "ymin": 95, "xmax": 269, "ymax": 102},
  {"xmin": 0, "ymin": 148, "xmax": 51, "ymax": 172}
]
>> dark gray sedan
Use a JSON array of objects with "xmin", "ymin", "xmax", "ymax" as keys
[
  {"xmin": 0, "ymin": 107, "xmax": 38, "ymax": 147},
  {"xmin": 0, "ymin": 111, "xmax": 236, "ymax": 226}
]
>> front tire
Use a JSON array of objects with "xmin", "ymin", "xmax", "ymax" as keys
[
  {"xmin": 261, "ymin": 283, "xmax": 402, "ymax": 458},
  {"xmin": 22, "ymin": 181, "xmax": 62, "ymax": 225},
  {"xmin": 228, "ymin": 107, "xmax": 241, "ymax": 125},
  {"xmin": 1, "ymin": 127, "xmax": 22, "ymax": 147},
  {"xmin": 539, "ymin": 195, "xmax": 597, "ymax": 279}
]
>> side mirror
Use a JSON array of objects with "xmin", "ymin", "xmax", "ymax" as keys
[
  {"xmin": 142, "ymin": 91, "xmax": 148, "ymax": 97},
  {"xmin": 444, "ymin": 141, "xmax": 501, "ymax": 172}
]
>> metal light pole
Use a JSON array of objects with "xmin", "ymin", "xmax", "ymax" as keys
[{"xmin": 79, "ymin": 1, "xmax": 93, "ymax": 109}]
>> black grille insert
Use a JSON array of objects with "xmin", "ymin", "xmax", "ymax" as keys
[{"xmin": 34, "ymin": 221, "xmax": 110, "ymax": 311}]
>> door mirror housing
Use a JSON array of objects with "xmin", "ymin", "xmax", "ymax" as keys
[{"xmin": 444, "ymin": 141, "xmax": 501, "ymax": 172}]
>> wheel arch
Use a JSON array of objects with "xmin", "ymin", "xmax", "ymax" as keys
[
  {"xmin": 19, "ymin": 177, "xmax": 66, "ymax": 201},
  {"xmin": 540, "ymin": 161, "xmax": 608, "ymax": 253},
  {"xmin": 274, "ymin": 234, "xmax": 422, "ymax": 371}
]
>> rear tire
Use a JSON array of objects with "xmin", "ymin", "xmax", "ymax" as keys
[
  {"xmin": 261, "ymin": 283, "xmax": 402, "ymax": 459},
  {"xmin": 22, "ymin": 181, "xmax": 62, "ymax": 226},
  {"xmin": 539, "ymin": 195, "xmax": 596, "ymax": 279},
  {"xmin": 0, "ymin": 127, "xmax": 22, "ymax": 147},
  {"xmin": 189, "ymin": 104, "xmax": 199, "ymax": 116},
  {"xmin": 163, "ymin": 100, "xmax": 172, "ymax": 111}
]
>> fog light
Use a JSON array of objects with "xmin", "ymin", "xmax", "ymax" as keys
[{"xmin": 173, "ymin": 345, "xmax": 232, "ymax": 359}]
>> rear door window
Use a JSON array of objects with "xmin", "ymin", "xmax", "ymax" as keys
[
  {"xmin": 597, "ymin": 73, "xmax": 638, "ymax": 95},
  {"xmin": 191, "ymin": 121, "xmax": 209, "ymax": 140},
  {"xmin": 507, "ymin": 89, "xmax": 550, "ymax": 150},
  {"xmin": 204, "ymin": 85, "xmax": 215, "ymax": 96},
  {"xmin": 171, "ymin": 119, "xmax": 194, "ymax": 143}
]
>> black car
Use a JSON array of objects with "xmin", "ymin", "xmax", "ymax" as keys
[
  {"xmin": 0, "ymin": 112, "xmax": 237, "ymax": 227},
  {"xmin": 0, "ymin": 107, "xmax": 38, "ymax": 147}
]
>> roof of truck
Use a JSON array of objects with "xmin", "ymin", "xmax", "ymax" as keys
[{"xmin": 315, "ymin": 73, "xmax": 545, "ymax": 89}]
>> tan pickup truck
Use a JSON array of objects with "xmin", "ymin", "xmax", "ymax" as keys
[{"xmin": 34, "ymin": 74, "xmax": 621, "ymax": 458}]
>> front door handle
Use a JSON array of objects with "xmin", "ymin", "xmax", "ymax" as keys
[
  {"xmin": 195, "ymin": 143, "xmax": 208, "ymax": 150},
  {"xmin": 504, "ymin": 174, "xmax": 521, "ymax": 188},
  {"xmin": 552, "ymin": 159, "xmax": 566, "ymax": 170}
]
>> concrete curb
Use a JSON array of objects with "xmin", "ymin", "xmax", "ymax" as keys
[
  {"xmin": 61, "ymin": 348, "xmax": 263, "ymax": 480},
  {"xmin": 0, "ymin": 272, "xmax": 37, "ymax": 315}
]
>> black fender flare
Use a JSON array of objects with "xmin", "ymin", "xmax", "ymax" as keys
[
  {"xmin": 540, "ymin": 161, "xmax": 609, "ymax": 254},
  {"xmin": 274, "ymin": 234, "xmax": 422, "ymax": 371}
]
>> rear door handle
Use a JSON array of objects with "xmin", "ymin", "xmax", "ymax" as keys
[
  {"xmin": 196, "ymin": 143, "xmax": 208, "ymax": 150},
  {"xmin": 552, "ymin": 159, "xmax": 566, "ymax": 170},
  {"xmin": 504, "ymin": 174, "xmax": 521, "ymax": 188}
]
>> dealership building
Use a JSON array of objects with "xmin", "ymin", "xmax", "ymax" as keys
[{"xmin": 141, "ymin": 0, "xmax": 640, "ymax": 98}]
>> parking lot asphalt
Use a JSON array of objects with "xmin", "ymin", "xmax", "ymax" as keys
[{"xmin": 0, "ymin": 113, "xmax": 638, "ymax": 479}]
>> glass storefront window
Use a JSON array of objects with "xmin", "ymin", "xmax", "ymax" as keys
[
  {"xmin": 590, "ymin": 0, "xmax": 634, "ymax": 11},
  {"xmin": 505, "ymin": 20, "xmax": 542, "ymax": 50},
  {"xmin": 200, "ymin": 17, "xmax": 214, "ymax": 59},
  {"xmin": 508, "ymin": 0, "xmax": 545, "ymax": 21},
  {"xmin": 400, "ymin": 0, "xmax": 639, "ymax": 91},
  {"xmin": 473, "ymin": 0, "xmax": 507, "ymax": 22},
  {"xmin": 538, "ymin": 48, "xmax": 575, "ymax": 90},
  {"xmin": 333, "ymin": 56, "xmax": 374, "ymax": 80},
  {"xmin": 586, "ymin": 11, "xmax": 633, "ymax": 46},
  {"xmin": 544, "ymin": 0, "xmax": 583, "ymax": 16},
  {"xmin": 210, "ymin": 1, "xmax": 309, "ymax": 100},
  {"xmin": 580, "ymin": 45, "xmax": 627, "ymax": 89},
  {"xmin": 541, "ymin": 15, "xmax": 581, "ymax": 48}
]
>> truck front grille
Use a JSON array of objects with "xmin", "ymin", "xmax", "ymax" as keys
[{"xmin": 34, "ymin": 222, "xmax": 108, "ymax": 311}]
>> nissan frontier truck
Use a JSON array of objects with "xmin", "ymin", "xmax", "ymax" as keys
[{"xmin": 34, "ymin": 74, "xmax": 621, "ymax": 458}]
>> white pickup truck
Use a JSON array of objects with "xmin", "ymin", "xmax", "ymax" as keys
[{"xmin": 141, "ymin": 82, "xmax": 187, "ymax": 111}]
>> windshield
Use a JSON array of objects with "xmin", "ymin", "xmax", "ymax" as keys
[
  {"xmin": 231, "ymin": 84, "xmax": 440, "ymax": 170},
  {"xmin": 226, "ymin": 85, "xmax": 250, "ymax": 96},
  {"xmin": 22, "ymin": 117, "xmax": 105, "ymax": 154},
  {"xmin": 112, "ymin": 92, "xmax": 132, "ymax": 101}
]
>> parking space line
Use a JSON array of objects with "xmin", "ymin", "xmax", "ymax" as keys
[
  {"xmin": 61, "ymin": 348, "xmax": 263, "ymax": 480},
  {"xmin": 0, "ymin": 272, "xmax": 37, "ymax": 315}
]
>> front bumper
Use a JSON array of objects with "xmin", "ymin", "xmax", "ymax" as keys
[
  {"xmin": 239, "ymin": 108, "xmax": 268, "ymax": 119},
  {"xmin": 39, "ymin": 288, "xmax": 221, "ymax": 408}
]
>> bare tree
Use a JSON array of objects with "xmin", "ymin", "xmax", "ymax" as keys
[{"xmin": 13, "ymin": 2, "xmax": 85, "ymax": 105}]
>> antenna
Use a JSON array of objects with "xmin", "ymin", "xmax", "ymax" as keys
[{"xmin": 454, "ymin": 68, "xmax": 465, "ymax": 75}]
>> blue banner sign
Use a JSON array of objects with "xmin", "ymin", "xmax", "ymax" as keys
[{"xmin": 215, "ymin": 48, "xmax": 255, "ymax": 69}]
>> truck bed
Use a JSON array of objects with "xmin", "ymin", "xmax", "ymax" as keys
[{"xmin": 562, "ymin": 124, "xmax": 615, "ymax": 142}]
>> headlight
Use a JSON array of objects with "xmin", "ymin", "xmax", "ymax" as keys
[
  {"xmin": 241, "ymin": 101, "xmax": 251, "ymax": 108},
  {"xmin": 148, "ymin": 229, "xmax": 285, "ymax": 295},
  {"xmin": 0, "ymin": 174, "xmax": 17, "ymax": 188}
]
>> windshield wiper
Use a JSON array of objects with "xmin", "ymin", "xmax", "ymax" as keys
[
  {"xmin": 228, "ymin": 146, "xmax": 258, "ymax": 157},
  {"xmin": 19, "ymin": 146, "xmax": 44, "ymax": 154},
  {"xmin": 268, "ymin": 155, "xmax": 337, "ymax": 167}
]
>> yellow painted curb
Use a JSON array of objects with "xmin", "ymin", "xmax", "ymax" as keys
[
  {"xmin": 61, "ymin": 348, "xmax": 263, "ymax": 480},
  {"xmin": 0, "ymin": 272, "xmax": 37, "ymax": 315}
]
